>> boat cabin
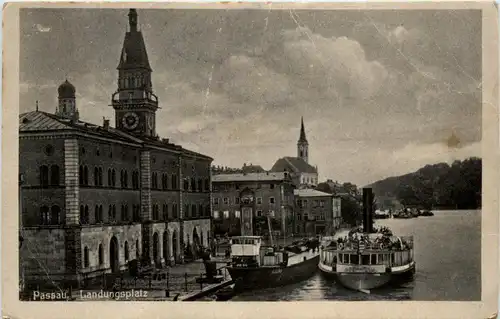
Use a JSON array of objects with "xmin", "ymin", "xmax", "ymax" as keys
[
  {"xmin": 230, "ymin": 236, "xmax": 288, "ymax": 268},
  {"xmin": 321, "ymin": 236, "xmax": 414, "ymax": 269}
]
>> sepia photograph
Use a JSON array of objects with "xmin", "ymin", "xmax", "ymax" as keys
[{"xmin": 2, "ymin": 2, "xmax": 499, "ymax": 319}]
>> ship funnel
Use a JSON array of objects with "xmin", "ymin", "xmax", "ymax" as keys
[{"xmin": 362, "ymin": 188, "xmax": 374, "ymax": 233}]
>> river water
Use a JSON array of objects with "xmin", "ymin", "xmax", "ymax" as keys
[{"xmin": 231, "ymin": 210, "xmax": 481, "ymax": 301}]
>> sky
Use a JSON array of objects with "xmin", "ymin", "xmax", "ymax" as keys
[{"xmin": 19, "ymin": 8, "xmax": 482, "ymax": 186}]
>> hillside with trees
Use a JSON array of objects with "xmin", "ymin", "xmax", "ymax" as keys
[{"xmin": 366, "ymin": 157, "xmax": 482, "ymax": 210}]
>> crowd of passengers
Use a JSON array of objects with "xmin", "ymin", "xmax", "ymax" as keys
[{"xmin": 323, "ymin": 226, "xmax": 413, "ymax": 251}]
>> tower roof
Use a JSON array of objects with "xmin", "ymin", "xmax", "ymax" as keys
[
  {"xmin": 298, "ymin": 116, "xmax": 308, "ymax": 143},
  {"xmin": 58, "ymin": 80, "xmax": 76, "ymax": 98},
  {"xmin": 117, "ymin": 9, "xmax": 152, "ymax": 71}
]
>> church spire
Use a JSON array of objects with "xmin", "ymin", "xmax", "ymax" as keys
[
  {"xmin": 299, "ymin": 116, "xmax": 307, "ymax": 143},
  {"xmin": 297, "ymin": 116, "xmax": 309, "ymax": 163}
]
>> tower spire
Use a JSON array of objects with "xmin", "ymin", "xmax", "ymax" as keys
[
  {"xmin": 297, "ymin": 116, "xmax": 309, "ymax": 163},
  {"xmin": 128, "ymin": 9, "xmax": 138, "ymax": 32},
  {"xmin": 299, "ymin": 116, "xmax": 307, "ymax": 143}
]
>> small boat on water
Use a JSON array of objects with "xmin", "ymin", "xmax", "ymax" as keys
[{"xmin": 319, "ymin": 188, "xmax": 416, "ymax": 292}]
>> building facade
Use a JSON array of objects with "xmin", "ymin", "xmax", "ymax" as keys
[
  {"xmin": 211, "ymin": 172, "xmax": 295, "ymax": 237},
  {"xmin": 19, "ymin": 9, "xmax": 212, "ymax": 288},
  {"xmin": 294, "ymin": 189, "xmax": 342, "ymax": 236},
  {"xmin": 271, "ymin": 117, "xmax": 319, "ymax": 188}
]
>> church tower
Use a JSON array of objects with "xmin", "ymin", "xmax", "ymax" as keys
[
  {"xmin": 112, "ymin": 9, "xmax": 158, "ymax": 137},
  {"xmin": 56, "ymin": 79, "xmax": 79, "ymax": 121},
  {"xmin": 297, "ymin": 116, "xmax": 309, "ymax": 163}
]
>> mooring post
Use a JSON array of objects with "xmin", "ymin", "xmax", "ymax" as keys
[
  {"xmin": 184, "ymin": 272, "xmax": 188, "ymax": 292},
  {"xmin": 200, "ymin": 273, "xmax": 203, "ymax": 290}
]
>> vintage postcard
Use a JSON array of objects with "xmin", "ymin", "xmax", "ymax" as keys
[{"xmin": 2, "ymin": 1, "xmax": 499, "ymax": 319}]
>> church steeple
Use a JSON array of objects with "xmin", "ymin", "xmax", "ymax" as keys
[
  {"xmin": 297, "ymin": 116, "xmax": 309, "ymax": 163},
  {"xmin": 112, "ymin": 9, "xmax": 158, "ymax": 137}
]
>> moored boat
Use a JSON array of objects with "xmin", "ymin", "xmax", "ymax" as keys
[
  {"xmin": 227, "ymin": 235, "xmax": 320, "ymax": 292},
  {"xmin": 319, "ymin": 188, "xmax": 416, "ymax": 292}
]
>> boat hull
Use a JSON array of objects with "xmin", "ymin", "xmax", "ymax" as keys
[
  {"xmin": 228, "ymin": 254, "xmax": 320, "ymax": 292},
  {"xmin": 319, "ymin": 261, "xmax": 416, "ymax": 291}
]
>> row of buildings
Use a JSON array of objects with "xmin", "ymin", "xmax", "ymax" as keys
[{"xmin": 18, "ymin": 9, "xmax": 342, "ymax": 289}]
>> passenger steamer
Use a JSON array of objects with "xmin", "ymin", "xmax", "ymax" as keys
[
  {"xmin": 226, "ymin": 212, "xmax": 320, "ymax": 292},
  {"xmin": 318, "ymin": 188, "xmax": 415, "ymax": 292}
]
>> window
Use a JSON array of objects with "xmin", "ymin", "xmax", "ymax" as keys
[
  {"xmin": 223, "ymin": 198, "xmax": 229, "ymax": 205},
  {"xmin": 151, "ymin": 172, "xmax": 158, "ymax": 189},
  {"xmin": 83, "ymin": 166, "xmax": 89, "ymax": 185},
  {"xmin": 123, "ymin": 171, "xmax": 128, "ymax": 188},
  {"xmin": 98, "ymin": 244, "xmax": 103, "ymax": 265},
  {"xmin": 183, "ymin": 179, "xmax": 189, "ymax": 191},
  {"xmin": 108, "ymin": 169, "xmax": 112, "ymax": 186},
  {"xmin": 303, "ymin": 200, "xmax": 308, "ymax": 207},
  {"xmin": 269, "ymin": 197, "xmax": 275, "ymax": 204},
  {"xmin": 124, "ymin": 241, "xmax": 129, "ymax": 261},
  {"xmin": 44, "ymin": 145, "xmax": 54, "ymax": 156},
  {"xmin": 223, "ymin": 211, "xmax": 229, "ymax": 219},
  {"xmin": 198, "ymin": 204, "xmax": 203, "ymax": 217},
  {"xmin": 162, "ymin": 174, "xmax": 168, "ymax": 189},
  {"xmin": 125, "ymin": 205, "xmax": 129, "ymax": 221},
  {"xmin": 213, "ymin": 198, "xmax": 219, "ymax": 206},
  {"xmin": 40, "ymin": 165, "xmax": 49, "ymax": 186},
  {"xmin": 132, "ymin": 171, "xmax": 139, "ymax": 189},
  {"xmin": 191, "ymin": 204, "xmax": 197, "ymax": 217},
  {"xmin": 235, "ymin": 211, "xmax": 241, "ymax": 218},
  {"xmin": 318, "ymin": 212, "xmax": 325, "ymax": 221},
  {"xmin": 213, "ymin": 211, "xmax": 220, "ymax": 219},
  {"xmin": 50, "ymin": 165, "xmax": 60, "ymax": 185},
  {"xmin": 111, "ymin": 169, "xmax": 116, "ymax": 186},
  {"xmin": 257, "ymin": 210, "xmax": 262, "ymax": 217},
  {"xmin": 163, "ymin": 204, "xmax": 169, "ymax": 220},
  {"xmin": 171, "ymin": 174, "xmax": 178, "ymax": 189},
  {"xmin": 270, "ymin": 184, "xmax": 275, "ymax": 189},
  {"xmin": 269, "ymin": 210, "xmax": 275, "ymax": 218},
  {"xmin": 112, "ymin": 205, "xmax": 116, "ymax": 221},
  {"xmin": 94, "ymin": 167, "xmax": 99, "ymax": 186},
  {"xmin": 235, "ymin": 197, "xmax": 240, "ymax": 205},
  {"xmin": 79, "ymin": 166, "xmax": 84, "ymax": 185},
  {"xmin": 133, "ymin": 205, "xmax": 141, "ymax": 221},
  {"xmin": 172, "ymin": 204, "xmax": 178, "ymax": 218},
  {"xmin": 152, "ymin": 204, "xmax": 159, "ymax": 220},
  {"xmin": 95, "ymin": 205, "xmax": 100, "ymax": 223},
  {"xmin": 256, "ymin": 198, "xmax": 262, "ymax": 205},
  {"xmin": 40, "ymin": 206, "xmax": 50, "ymax": 224},
  {"xmin": 320, "ymin": 200, "xmax": 325, "ymax": 208},
  {"xmin": 197, "ymin": 179, "xmax": 203, "ymax": 192},
  {"xmin": 205, "ymin": 205, "xmax": 210, "ymax": 217},
  {"xmin": 204, "ymin": 178, "xmax": 210, "ymax": 191},
  {"xmin": 191, "ymin": 177, "xmax": 196, "ymax": 192},
  {"xmin": 184, "ymin": 204, "xmax": 190, "ymax": 218},
  {"xmin": 80, "ymin": 205, "xmax": 89, "ymax": 224},
  {"xmin": 83, "ymin": 247, "xmax": 89, "ymax": 268},
  {"xmin": 49, "ymin": 205, "xmax": 60, "ymax": 225}
]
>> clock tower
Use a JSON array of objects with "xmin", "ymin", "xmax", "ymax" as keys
[{"xmin": 112, "ymin": 9, "xmax": 158, "ymax": 137}]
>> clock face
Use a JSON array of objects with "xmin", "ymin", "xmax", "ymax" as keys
[{"xmin": 122, "ymin": 112, "xmax": 139, "ymax": 130}]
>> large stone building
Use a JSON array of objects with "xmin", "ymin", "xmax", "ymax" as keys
[
  {"xmin": 271, "ymin": 117, "xmax": 318, "ymax": 188},
  {"xmin": 19, "ymin": 9, "xmax": 212, "ymax": 288},
  {"xmin": 211, "ymin": 172, "xmax": 295, "ymax": 237},
  {"xmin": 294, "ymin": 189, "xmax": 342, "ymax": 236}
]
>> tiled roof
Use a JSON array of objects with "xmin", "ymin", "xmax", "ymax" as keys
[
  {"xmin": 212, "ymin": 172, "xmax": 288, "ymax": 183},
  {"xmin": 19, "ymin": 111, "xmax": 213, "ymax": 160},
  {"xmin": 271, "ymin": 157, "xmax": 317, "ymax": 174},
  {"xmin": 294, "ymin": 189, "xmax": 333, "ymax": 197}
]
